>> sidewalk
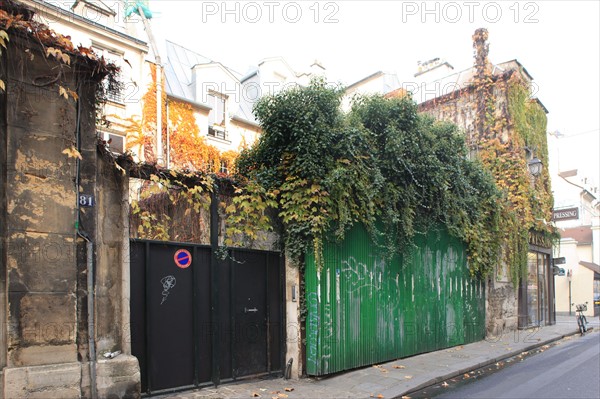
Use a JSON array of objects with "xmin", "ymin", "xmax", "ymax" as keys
[{"xmin": 159, "ymin": 315, "xmax": 599, "ymax": 399}]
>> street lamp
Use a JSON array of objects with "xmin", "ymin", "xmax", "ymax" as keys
[{"xmin": 528, "ymin": 157, "xmax": 543, "ymax": 176}]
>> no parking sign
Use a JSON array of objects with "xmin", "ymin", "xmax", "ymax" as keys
[{"xmin": 173, "ymin": 249, "xmax": 192, "ymax": 269}]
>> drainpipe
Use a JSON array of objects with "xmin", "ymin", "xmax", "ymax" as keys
[
  {"xmin": 138, "ymin": 6, "xmax": 163, "ymax": 165},
  {"xmin": 166, "ymin": 98, "xmax": 170, "ymax": 169}
]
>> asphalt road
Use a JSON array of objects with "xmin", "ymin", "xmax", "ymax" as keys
[{"xmin": 434, "ymin": 331, "xmax": 600, "ymax": 399}]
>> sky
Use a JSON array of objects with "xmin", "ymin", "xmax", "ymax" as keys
[{"xmin": 146, "ymin": 0, "xmax": 599, "ymax": 189}]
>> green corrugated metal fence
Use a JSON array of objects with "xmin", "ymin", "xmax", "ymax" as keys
[{"xmin": 305, "ymin": 225, "xmax": 485, "ymax": 375}]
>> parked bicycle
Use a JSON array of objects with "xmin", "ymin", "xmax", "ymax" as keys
[{"xmin": 573, "ymin": 302, "xmax": 588, "ymax": 335}]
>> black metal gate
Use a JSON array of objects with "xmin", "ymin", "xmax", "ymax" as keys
[{"xmin": 130, "ymin": 240, "xmax": 284, "ymax": 395}]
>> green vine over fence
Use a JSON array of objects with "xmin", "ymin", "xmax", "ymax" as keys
[{"xmin": 234, "ymin": 78, "xmax": 503, "ymax": 277}]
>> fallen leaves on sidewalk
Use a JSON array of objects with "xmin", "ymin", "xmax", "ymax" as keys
[
  {"xmin": 404, "ymin": 375, "xmax": 413, "ymax": 379},
  {"xmin": 251, "ymin": 393, "xmax": 261, "ymax": 398},
  {"xmin": 373, "ymin": 364, "xmax": 389, "ymax": 373},
  {"xmin": 392, "ymin": 364, "xmax": 406, "ymax": 369},
  {"xmin": 284, "ymin": 388, "xmax": 294, "ymax": 392},
  {"xmin": 370, "ymin": 395, "xmax": 385, "ymax": 398},
  {"xmin": 463, "ymin": 373, "xmax": 470, "ymax": 379}
]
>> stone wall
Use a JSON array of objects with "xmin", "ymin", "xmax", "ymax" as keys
[
  {"xmin": 1, "ymin": 34, "xmax": 139, "ymax": 398},
  {"xmin": 486, "ymin": 278, "xmax": 519, "ymax": 336}
]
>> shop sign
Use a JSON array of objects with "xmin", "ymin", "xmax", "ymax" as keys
[{"xmin": 552, "ymin": 207, "xmax": 579, "ymax": 221}]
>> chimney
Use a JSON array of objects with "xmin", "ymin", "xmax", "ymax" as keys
[{"xmin": 472, "ymin": 28, "xmax": 490, "ymax": 79}]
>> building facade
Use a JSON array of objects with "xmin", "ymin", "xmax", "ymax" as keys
[
  {"xmin": 414, "ymin": 29, "xmax": 556, "ymax": 333},
  {"xmin": 549, "ymin": 166, "xmax": 600, "ymax": 317},
  {"xmin": 161, "ymin": 42, "xmax": 325, "ymax": 161}
]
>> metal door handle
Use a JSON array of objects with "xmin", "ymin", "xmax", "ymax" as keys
[{"xmin": 244, "ymin": 307, "xmax": 258, "ymax": 313}]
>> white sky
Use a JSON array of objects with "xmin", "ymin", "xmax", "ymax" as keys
[{"xmin": 148, "ymin": 0, "xmax": 599, "ymax": 187}]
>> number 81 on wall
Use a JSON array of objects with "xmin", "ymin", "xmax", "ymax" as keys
[{"xmin": 79, "ymin": 194, "xmax": 95, "ymax": 207}]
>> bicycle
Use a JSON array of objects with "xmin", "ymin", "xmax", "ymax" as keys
[{"xmin": 572, "ymin": 302, "xmax": 588, "ymax": 335}]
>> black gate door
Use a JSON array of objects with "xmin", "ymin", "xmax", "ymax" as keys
[
  {"xmin": 233, "ymin": 251, "xmax": 268, "ymax": 377},
  {"xmin": 130, "ymin": 240, "xmax": 284, "ymax": 395}
]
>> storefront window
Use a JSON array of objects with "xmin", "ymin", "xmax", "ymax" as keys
[
  {"xmin": 521, "ymin": 251, "xmax": 553, "ymax": 328},
  {"xmin": 538, "ymin": 254, "xmax": 547, "ymax": 324}
]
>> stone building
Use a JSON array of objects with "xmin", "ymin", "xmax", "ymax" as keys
[
  {"xmin": 1, "ymin": 1, "xmax": 138, "ymax": 396},
  {"xmin": 414, "ymin": 29, "xmax": 556, "ymax": 334}
]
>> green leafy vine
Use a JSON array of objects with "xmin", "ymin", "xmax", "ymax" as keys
[{"xmin": 234, "ymin": 78, "xmax": 503, "ymax": 276}]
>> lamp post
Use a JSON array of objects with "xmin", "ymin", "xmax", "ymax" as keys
[
  {"xmin": 528, "ymin": 157, "xmax": 543, "ymax": 177},
  {"xmin": 567, "ymin": 269, "xmax": 572, "ymax": 316}
]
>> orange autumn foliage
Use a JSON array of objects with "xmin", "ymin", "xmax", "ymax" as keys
[{"xmin": 127, "ymin": 63, "xmax": 238, "ymax": 173}]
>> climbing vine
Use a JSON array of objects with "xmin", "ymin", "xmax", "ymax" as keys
[
  {"xmin": 123, "ymin": 65, "xmax": 243, "ymax": 242},
  {"xmin": 129, "ymin": 170, "xmax": 213, "ymax": 242},
  {"xmin": 470, "ymin": 28, "xmax": 557, "ymax": 286},
  {"xmin": 234, "ymin": 78, "xmax": 503, "ymax": 276}
]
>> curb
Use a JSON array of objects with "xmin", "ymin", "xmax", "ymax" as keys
[{"xmin": 392, "ymin": 328, "xmax": 584, "ymax": 398}]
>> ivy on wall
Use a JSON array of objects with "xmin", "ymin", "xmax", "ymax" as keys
[
  {"xmin": 470, "ymin": 28, "xmax": 557, "ymax": 286},
  {"xmin": 124, "ymin": 65, "xmax": 242, "ymax": 242},
  {"xmin": 234, "ymin": 78, "xmax": 503, "ymax": 276},
  {"xmin": 129, "ymin": 170, "xmax": 214, "ymax": 243}
]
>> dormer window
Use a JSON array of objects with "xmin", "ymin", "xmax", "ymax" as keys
[{"xmin": 208, "ymin": 92, "xmax": 228, "ymax": 141}]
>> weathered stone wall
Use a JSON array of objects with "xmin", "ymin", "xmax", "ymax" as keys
[
  {"xmin": 419, "ymin": 85, "xmax": 511, "ymax": 147},
  {"xmin": 486, "ymin": 278, "xmax": 519, "ymax": 336},
  {"xmin": 1, "ymin": 35, "xmax": 139, "ymax": 398},
  {"xmin": 2, "ymin": 42, "xmax": 81, "ymax": 399}
]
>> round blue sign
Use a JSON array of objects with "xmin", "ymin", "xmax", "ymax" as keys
[{"xmin": 173, "ymin": 249, "xmax": 192, "ymax": 269}]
